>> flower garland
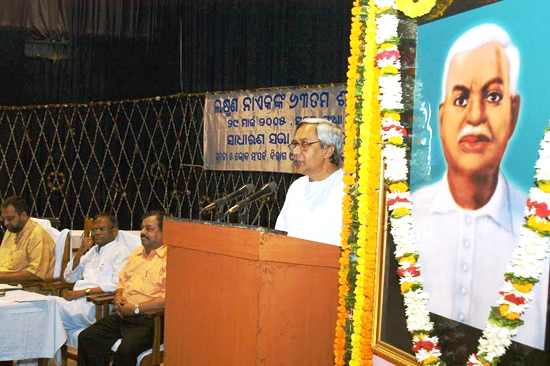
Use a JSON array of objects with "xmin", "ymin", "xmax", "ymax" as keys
[
  {"xmin": 350, "ymin": 0, "xmax": 381, "ymax": 364},
  {"xmin": 376, "ymin": 3, "xmax": 550, "ymax": 366},
  {"xmin": 336, "ymin": 0, "xmax": 438, "ymax": 365},
  {"xmin": 466, "ymin": 129, "xmax": 550, "ymax": 365},
  {"xmin": 334, "ymin": 0, "xmax": 363, "ymax": 363},
  {"xmin": 376, "ymin": 1, "xmax": 444, "ymax": 365}
]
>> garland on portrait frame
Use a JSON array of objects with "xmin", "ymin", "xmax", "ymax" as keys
[
  {"xmin": 335, "ymin": 1, "xmax": 550, "ymax": 366},
  {"xmin": 334, "ymin": 0, "xmax": 436, "ymax": 365}
]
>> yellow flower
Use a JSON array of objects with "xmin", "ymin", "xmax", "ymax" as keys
[
  {"xmin": 381, "ymin": 65, "xmax": 399, "ymax": 75},
  {"xmin": 384, "ymin": 112, "xmax": 401, "ymax": 121},
  {"xmin": 388, "ymin": 136, "xmax": 403, "ymax": 145},
  {"xmin": 389, "ymin": 181, "xmax": 408, "ymax": 193},
  {"xmin": 422, "ymin": 356, "xmax": 439, "ymax": 365},
  {"xmin": 399, "ymin": 255, "xmax": 416, "ymax": 266},
  {"xmin": 400, "ymin": 282, "xmax": 412, "ymax": 293},
  {"xmin": 392, "ymin": 207, "xmax": 410, "ymax": 216},
  {"xmin": 395, "ymin": 0, "xmax": 436, "ymax": 18},
  {"xmin": 380, "ymin": 42, "xmax": 396, "ymax": 50},
  {"xmin": 538, "ymin": 183, "xmax": 550, "ymax": 193},
  {"xmin": 499, "ymin": 304, "xmax": 521, "ymax": 320},
  {"xmin": 512, "ymin": 282, "xmax": 534, "ymax": 293},
  {"xmin": 343, "ymin": 175, "xmax": 355, "ymax": 185},
  {"xmin": 527, "ymin": 215, "xmax": 550, "ymax": 232}
]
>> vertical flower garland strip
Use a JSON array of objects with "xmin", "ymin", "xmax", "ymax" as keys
[
  {"xmin": 378, "ymin": 0, "xmax": 444, "ymax": 365},
  {"xmin": 337, "ymin": 0, "xmax": 438, "ymax": 365},
  {"xmin": 468, "ymin": 127, "xmax": 550, "ymax": 365},
  {"xmin": 334, "ymin": 0, "xmax": 364, "ymax": 364},
  {"xmin": 350, "ymin": 0, "xmax": 381, "ymax": 365}
]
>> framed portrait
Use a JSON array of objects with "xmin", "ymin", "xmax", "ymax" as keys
[{"xmin": 373, "ymin": 0, "xmax": 550, "ymax": 364}]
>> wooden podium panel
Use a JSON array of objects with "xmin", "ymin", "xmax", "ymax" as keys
[{"xmin": 164, "ymin": 218, "xmax": 340, "ymax": 366}]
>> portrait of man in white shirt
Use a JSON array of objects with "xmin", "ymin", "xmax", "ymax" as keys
[{"xmin": 411, "ymin": 23, "xmax": 549, "ymax": 350}]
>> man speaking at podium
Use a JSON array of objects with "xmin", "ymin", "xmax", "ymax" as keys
[{"xmin": 275, "ymin": 118, "xmax": 345, "ymax": 246}]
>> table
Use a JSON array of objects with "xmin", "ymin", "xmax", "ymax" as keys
[{"xmin": 0, "ymin": 287, "xmax": 67, "ymax": 362}]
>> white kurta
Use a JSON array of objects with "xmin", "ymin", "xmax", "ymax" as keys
[
  {"xmin": 53, "ymin": 238, "xmax": 132, "ymax": 333},
  {"xmin": 412, "ymin": 172, "xmax": 548, "ymax": 350},
  {"xmin": 275, "ymin": 169, "xmax": 345, "ymax": 246}
]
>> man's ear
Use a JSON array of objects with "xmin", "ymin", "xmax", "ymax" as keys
[
  {"xmin": 20, "ymin": 211, "xmax": 28, "ymax": 220},
  {"xmin": 324, "ymin": 145, "xmax": 335, "ymax": 160},
  {"xmin": 439, "ymin": 102, "xmax": 445, "ymax": 126},
  {"xmin": 510, "ymin": 94, "xmax": 521, "ymax": 133}
]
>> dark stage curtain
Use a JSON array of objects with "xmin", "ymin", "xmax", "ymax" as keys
[
  {"xmin": 181, "ymin": 0, "xmax": 351, "ymax": 93},
  {"xmin": 0, "ymin": 0, "xmax": 351, "ymax": 105},
  {"xmin": 0, "ymin": 0, "xmax": 182, "ymax": 105}
]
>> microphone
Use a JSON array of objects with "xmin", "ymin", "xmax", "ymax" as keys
[
  {"xmin": 200, "ymin": 183, "xmax": 255, "ymax": 215},
  {"xmin": 226, "ymin": 182, "xmax": 277, "ymax": 215}
]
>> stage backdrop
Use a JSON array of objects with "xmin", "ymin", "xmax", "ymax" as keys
[{"xmin": 204, "ymin": 85, "xmax": 346, "ymax": 172}]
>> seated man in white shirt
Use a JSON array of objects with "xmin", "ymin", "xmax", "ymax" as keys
[
  {"xmin": 275, "ymin": 118, "xmax": 345, "ymax": 246},
  {"xmin": 53, "ymin": 213, "xmax": 132, "ymax": 334}
]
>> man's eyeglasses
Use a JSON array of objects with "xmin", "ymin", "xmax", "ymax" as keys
[
  {"xmin": 91, "ymin": 227, "xmax": 112, "ymax": 234},
  {"xmin": 287, "ymin": 140, "xmax": 321, "ymax": 151}
]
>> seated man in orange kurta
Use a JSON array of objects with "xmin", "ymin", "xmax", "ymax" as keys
[
  {"xmin": 77, "ymin": 210, "xmax": 166, "ymax": 366},
  {"xmin": 0, "ymin": 196, "xmax": 55, "ymax": 283}
]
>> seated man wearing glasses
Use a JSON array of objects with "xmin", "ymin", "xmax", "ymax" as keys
[
  {"xmin": 275, "ymin": 118, "xmax": 345, "ymax": 246},
  {"xmin": 53, "ymin": 213, "xmax": 132, "ymax": 335}
]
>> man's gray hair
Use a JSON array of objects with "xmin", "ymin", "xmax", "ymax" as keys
[
  {"xmin": 441, "ymin": 24, "xmax": 520, "ymax": 103},
  {"xmin": 297, "ymin": 118, "xmax": 343, "ymax": 166}
]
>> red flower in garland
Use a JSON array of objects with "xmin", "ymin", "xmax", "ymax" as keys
[
  {"xmin": 499, "ymin": 291, "xmax": 526, "ymax": 305},
  {"xmin": 412, "ymin": 339, "xmax": 436, "ymax": 352},
  {"xmin": 397, "ymin": 266, "xmax": 420, "ymax": 277},
  {"xmin": 387, "ymin": 196, "xmax": 410, "ymax": 207},
  {"xmin": 376, "ymin": 50, "xmax": 400, "ymax": 62},
  {"xmin": 527, "ymin": 198, "xmax": 550, "ymax": 218},
  {"xmin": 382, "ymin": 124, "xmax": 408, "ymax": 136}
]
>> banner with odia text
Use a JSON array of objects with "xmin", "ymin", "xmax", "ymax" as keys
[{"xmin": 204, "ymin": 85, "xmax": 346, "ymax": 172}]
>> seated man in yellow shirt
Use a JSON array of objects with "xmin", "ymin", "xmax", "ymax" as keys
[
  {"xmin": 78, "ymin": 210, "xmax": 166, "ymax": 366},
  {"xmin": 0, "ymin": 196, "xmax": 55, "ymax": 283}
]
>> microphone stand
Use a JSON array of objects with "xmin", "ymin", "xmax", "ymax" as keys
[
  {"xmin": 214, "ymin": 204, "xmax": 225, "ymax": 223},
  {"xmin": 237, "ymin": 202, "xmax": 249, "ymax": 225}
]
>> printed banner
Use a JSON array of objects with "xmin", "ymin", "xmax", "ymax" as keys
[{"xmin": 204, "ymin": 85, "xmax": 346, "ymax": 172}]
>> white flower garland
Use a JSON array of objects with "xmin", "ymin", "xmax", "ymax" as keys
[{"xmin": 376, "ymin": 1, "xmax": 550, "ymax": 365}]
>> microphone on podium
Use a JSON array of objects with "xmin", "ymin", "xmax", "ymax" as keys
[
  {"xmin": 200, "ymin": 183, "xmax": 255, "ymax": 221},
  {"xmin": 225, "ymin": 182, "xmax": 277, "ymax": 216}
]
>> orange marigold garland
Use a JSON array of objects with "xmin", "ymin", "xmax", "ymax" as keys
[
  {"xmin": 350, "ymin": 0, "xmax": 380, "ymax": 365},
  {"xmin": 334, "ymin": 1, "xmax": 363, "ymax": 365}
]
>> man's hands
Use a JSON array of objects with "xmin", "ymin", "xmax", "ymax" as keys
[
  {"xmin": 80, "ymin": 236, "xmax": 94, "ymax": 253},
  {"xmin": 71, "ymin": 236, "xmax": 95, "ymax": 271},
  {"xmin": 114, "ymin": 293, "xmax": 134, "ymax": 317},
  {"xmin": 63, "ymin": 289, "xmax": 86, "ymax": 301}
]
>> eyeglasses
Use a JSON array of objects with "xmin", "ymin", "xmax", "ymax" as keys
[
  {"xmin": 287, "ymin": 140, "xmax": 321, "ymax": 151},
  {"xmin": 91, "ymin": 227, "xmax": 112, "ymax": 234}
]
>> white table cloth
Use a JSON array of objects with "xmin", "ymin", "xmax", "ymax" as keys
[{"xmin": 0, "ymin": 288, "xmax": 67, "ymax": 362}]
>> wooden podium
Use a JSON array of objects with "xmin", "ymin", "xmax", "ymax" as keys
[{"xmin": 163, "ymin": 218, "xmax": 341, "ymax": 366}]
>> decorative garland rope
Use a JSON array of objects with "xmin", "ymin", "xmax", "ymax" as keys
[
  {"xmin": 333, "ymin": 0, "xmax": 363, "ymax": 362},
  {"xmin": 335, "ymin": 0, "xmax": 436, "ymax": 365},
  {"xmin": 351, "ymin": 0, "xmax": 380, "ymax": 365}
]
